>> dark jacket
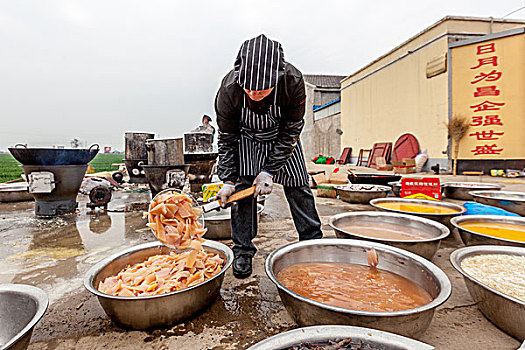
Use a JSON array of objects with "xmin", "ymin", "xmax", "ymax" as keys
[{"xmin": 215, "ymin": 63, "xmax": 306, "ymax": 183}]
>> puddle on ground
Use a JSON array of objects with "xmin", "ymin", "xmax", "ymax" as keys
[{"xmin": 0, "ymin": 193, "xmax": 151, "ymax": 303}]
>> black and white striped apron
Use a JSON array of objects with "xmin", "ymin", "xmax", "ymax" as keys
[{"xmin": 238, "ymin": 94, "xmax": 309, "ymax": 187}]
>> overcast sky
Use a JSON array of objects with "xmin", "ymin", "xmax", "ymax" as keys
[{"xmin": 0, "ymin": 0, "xmax": 523, "ymax": 151}]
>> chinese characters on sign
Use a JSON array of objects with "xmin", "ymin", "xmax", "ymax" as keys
[{"xmin": 468, "ymin": 42, "xmax": 505, "ymax": 156}]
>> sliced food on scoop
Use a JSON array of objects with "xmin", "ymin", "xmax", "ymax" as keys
[{"xmin": 146, "ymin": 190, "xmax": 207, "ymax": 250}]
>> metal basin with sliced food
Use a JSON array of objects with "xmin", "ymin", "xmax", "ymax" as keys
[
  {"xmin": 443, "ymin": 182, "xmax": 502, "ymax": 200},
  {"xmin": 470, "ymin": 191, "xmax": 525, "ymax": 216},
  {"xmin": 265, "ymin": 239, "xmax": 451, "ymax": 338},
  {"xmin": 0, "ymin": 284, "xmax": 48, "ymax": 350},
  {"xmin": 450, "ymin": 245, "xmax": 525, "ymax": 340},
  {"xmin": 329, "ymin": 211, "xmax": 449, "ymax": 260},
  {"xmin": 335, "ymin": 184, "xmax": 391, "ymax": 204},
  {"xmin": 370, "ymin": 198, "xmax": 465, "ymax": 229},
  {"xmin": 248, "ymin": 325, "xmax": 434, "ymax": 350},
  {"xmin": 84, "ymin": 241, "xmax": 233, "ymax": 329},
  {"xmin": 451, "ymin": 215, "xmax": 525, "ymax": 247}
]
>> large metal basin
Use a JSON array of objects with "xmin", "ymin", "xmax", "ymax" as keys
[
  {"xmin": 470, "ymin": 190, "xmax": 525, "ymax": 216},
  {"xmin": 84, "ymin": 241, "xmax": 233, "ymax": 329},
  {"xmin": 204, "ymin": 204, "xmax": 264, "ymax": 240},
  {"xmin": 451, "ymin": 215, "xmax": 525, "ymax": 247},
  {"xmin": 0, "ymin": 284, "xmax": 48, "ymax": 350},
  {"xmin": 329, "ymin": 211, "xmax": 449, "ymax": 260},
  {"xmin": 443, "ymin": 182, "xmax": 502, "ymax": 201},
  {"xmin": 450, "ymin": 245, "xmax": 525, "ymax": 340},
  {"xmin": 348, "ymin": 173, "xmax": 402, "ymax": 186},
  {"xmin": 265, "ymin": 239, "xmax": 451, "ymax": 338},
  {"xmin": 335, "ymin": 184, "xmax": 390, "ymax": 204},
  {"xmin": 0, "ymin": 183, "xmax": 33, "ymax": 203},
  {"xmin": 248, "ymin": 325, "xmax": 434, "ymax": 350},
  {"xmin": 370, "ymin": 198, "xmax": 465, "ymax": 229},
  {"xmin": 8, "ymin": 144, "xmax": 99, "ymax": 166}
]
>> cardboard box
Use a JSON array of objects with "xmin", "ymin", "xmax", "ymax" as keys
[
  {"xmin": 316, "ymin": 183, "xmax": 337, "ymax": 198},
  {"xmin": 311, "ymin": 172, "xmax": 328, "ymax": 188},
  {"xmin": 392, "ymin": 158, "xmax": 416, "ymax": 174},
  {"xmin": 328, "ymin": 172, "xmax": 348, "ymax": 185},
  {"xmin": 401, "ymin": 177, "xmax": 441, "ymax": 200},
  {"xmin": 377, "ymin": 164, "xmax": 394, "ymax": 171}
]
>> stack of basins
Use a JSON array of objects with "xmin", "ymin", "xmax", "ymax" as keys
[
  {"xmin": 142, "ymin": 138, "xmax": 190, "ymax": 197},
  {"xmin": 8, "ymin": 144, "xmax": 99, "ymax": 216},
  {"xmin": 123, "ymin": 132, "xmax": 154, "ymax": 184},
  {"xmin": 183, "ymin": 133, "xmax": 217, "ymax": 194}
]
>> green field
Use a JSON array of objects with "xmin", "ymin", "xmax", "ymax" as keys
[{"xmin": 0, "ymin": 153, "xmax": 124, "ymax": 183}]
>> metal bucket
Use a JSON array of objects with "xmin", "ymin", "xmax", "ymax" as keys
[
  {"xmin": 145, "ymin": 138, "xmax": 184, "ymax": 166},
  {"xmin": 124, "ymin": 132, "xmax": 154, "ymax": 160},
  {"xmin": 184, "ymin": 133, "xmax": 213, "ymax": 153}
]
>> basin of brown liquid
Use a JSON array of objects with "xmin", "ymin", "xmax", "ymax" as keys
[
  {"xmin": 337, "ymin": 221, "xmax": 433, "ymax": 241},
  {"xmin": 277, "ymin": 262, "xmax": 433, "ymax": 312}
]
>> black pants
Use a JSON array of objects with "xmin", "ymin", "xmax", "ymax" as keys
[{"xmin": 231, "ymin": 176, "xmax": 323, "ymax": 257}]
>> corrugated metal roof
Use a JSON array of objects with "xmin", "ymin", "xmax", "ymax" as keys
[
  {"xmin": 313, "ymin": 97, "xmax": 341, "ymax": 112},
  {"xmin": 304, "ymin": 75, "xmax": 346, "ymax": 89}
]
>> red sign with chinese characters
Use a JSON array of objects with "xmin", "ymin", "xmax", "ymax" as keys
[
  {"xmin": 467, "ymin": 41, "xmax": 505, "ymax": 157},
  {"xmin": 401, "ymin": 178, "xmax": 441, "ymax": 201}
]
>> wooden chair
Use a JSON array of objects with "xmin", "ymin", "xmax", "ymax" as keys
[
  {"xmin": 356, "ymin": 149, "xmax": 371, "ymax": 166},
  {"xmin": 336, "ymin": 147, "xmax": 352, "ymax": 165}
]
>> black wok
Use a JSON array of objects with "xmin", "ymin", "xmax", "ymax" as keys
[
  {"xmin": 9, "ymin": 144, "xmax": 99, "ymax": 166},
  {"xmin": 348, "ymin": 173, "xmax": 402, "ymax": 185}
]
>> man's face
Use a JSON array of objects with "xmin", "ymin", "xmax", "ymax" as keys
[
  {"xmin": 244, "ymin": 87, "xmax": 274, "ymax": 102},
  {"xmin": 202, "ymin": 118, "xmax": 209, "ymax": 125}
]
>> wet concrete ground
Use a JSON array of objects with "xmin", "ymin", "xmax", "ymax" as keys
[{"xmin": 1, "ymin": 171, "xmax": 524, "ymax": 349}]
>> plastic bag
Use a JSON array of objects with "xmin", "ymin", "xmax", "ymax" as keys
[{"xmin": 415, "ymin": 150, "xmax": 428, "ymax": 172}]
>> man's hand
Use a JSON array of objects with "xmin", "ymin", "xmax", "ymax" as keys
[
  {"xmin": 217, "ymin": 183, "xmax": 236, "ymax": 208},
  {"xmin": 253, "ymin": 171, "xmax": 273, "ymax": 196}
]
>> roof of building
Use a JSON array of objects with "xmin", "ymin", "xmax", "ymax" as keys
[
  {"xmin": 304, "ymin": 75, "xmax": 346, "ymax": 89},
  {"xmin": 341, "ymin": 15, "xmax": 525, "ymax": 85}
]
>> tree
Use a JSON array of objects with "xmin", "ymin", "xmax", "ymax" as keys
[{"xmin": 70, "ymin": 138, "xmax": 81, "ymax": 149}]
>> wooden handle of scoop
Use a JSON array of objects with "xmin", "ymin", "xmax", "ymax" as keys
[{"xmin": 219, "ymin": 186, "xmax": 256, "ymax": 206}]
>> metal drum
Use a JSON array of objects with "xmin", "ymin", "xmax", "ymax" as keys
[
  {"xmin": 145, "ymin": 138, "xmax": 184, "ymax": 166},
  {"xmin": 124, "ymin": 132, "xmax": 154, "ymax": 160}
]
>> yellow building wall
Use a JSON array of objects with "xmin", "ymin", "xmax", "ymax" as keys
[
  {"xmin": 451, "ymin": 32, "xmax": 525, "ymax": 159},
  {"xmin": 341, "ymin": 37, "xmax": 449, "ymax": 160},
  {"xmin": 340, "ymin": 17, "xmax": 525, "ymax": 162}
]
